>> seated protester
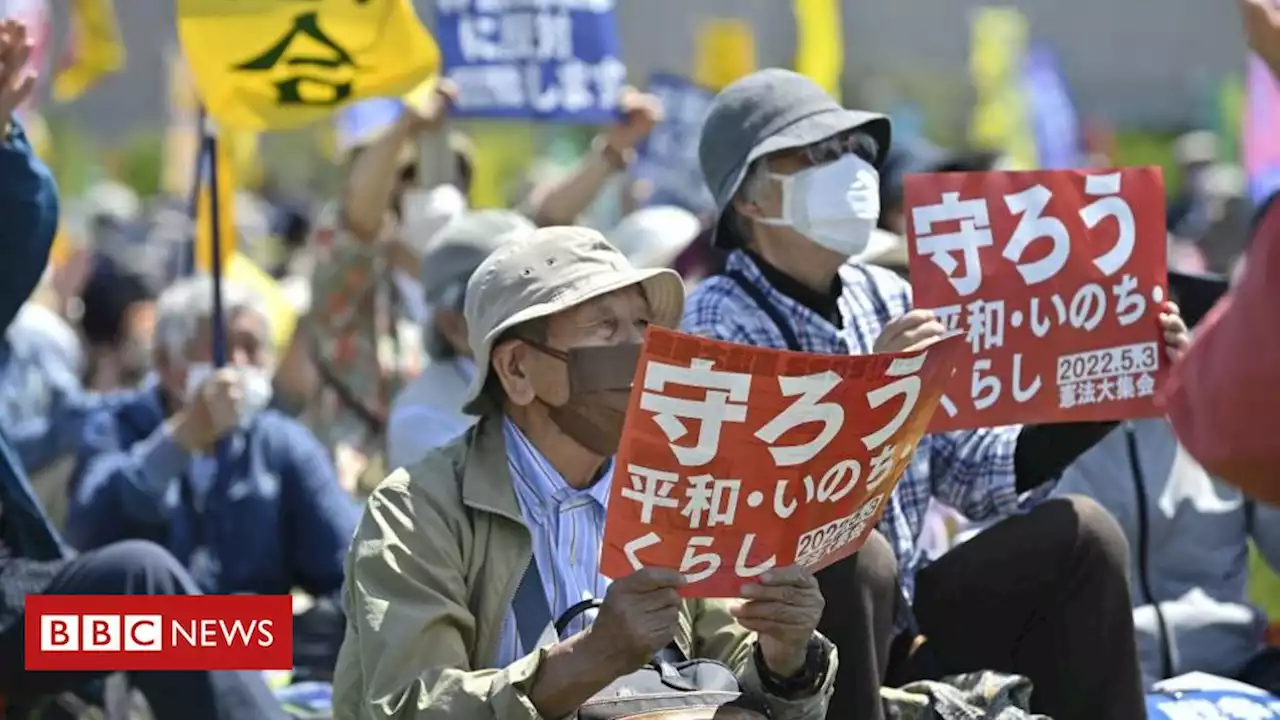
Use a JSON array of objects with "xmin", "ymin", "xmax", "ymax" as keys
[
  {"xmin": 683, "ymin": 68, "xmax": 1193, "ymax": 720},
  {"xmin": 335, "ymin": 227, "xmax": 836, "ymax": 720},
  {"xmin": 79, "ymin": 262, "xmax": 161, "ymax": 391},
  {"xmin": 1055, "ymin": 270, "xmax": 1280, "ymax": 692},
  {"xmin": 2, "ymin": 283, "xmax": 135, "ymax": 476},
  {"xmin": 3, "ymin": 299, "xmax": 130, "ymax": 530},
  {"xmin": 0, "ymin": 35, "xmax": 287, "ymax": 717},
  {"xmin": 1164, "ymin": 2, "xmax": 1280, "ymax": 500},
  {"xmin": 66, "ymin": 275, "xmax": 359, "ymax": 598},
  {"xmin": 386, "ymin": 210, "xmax": 535, "ymax": 469}
]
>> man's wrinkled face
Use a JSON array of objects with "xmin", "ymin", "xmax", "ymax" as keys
[{"xmin": 492, "ymin": 285, "xmax": 652, "ymax": 408}]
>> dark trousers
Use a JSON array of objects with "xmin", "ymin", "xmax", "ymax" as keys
[
  {"xmin": 0, "ymin": 540, "xmax": 288, "ymax": 720},
  {"xmin": 815, "ymin": 495, "xmax": 1145, "ymax": 720}
]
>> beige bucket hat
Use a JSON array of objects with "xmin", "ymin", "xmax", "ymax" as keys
[{"xmin": 461, "ymin": 225, "xmax": 686, "ymax": 415}]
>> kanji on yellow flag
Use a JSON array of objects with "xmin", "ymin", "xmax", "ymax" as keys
[
  {"xmin": 53, "ymin": 0, "xmax": 124, "ymax": 102},
  {"xmin": 693, "ymin": 18, "xmax": 757, "ymax": 91},
  {"xmin": 793, "ymin": 0, "xmax": 844, "ymax": 101},
  {"xmin": 177, "ymin": 0, "xmax": 441, "ymax": 131},
  {"xmin": 194, "ymin": 132, "xmax": 237, "ymax": 273}
]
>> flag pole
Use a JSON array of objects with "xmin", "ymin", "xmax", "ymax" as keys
[
  {"xmin": 181, "ymin": 107, "xmax": 208, "ymax": 278},
  {"xmin": 200, "ymin": 111, "xmax": 229, "ymax": 370},
  {"xmin": 200, "ymin": 110, "xmax": 231, "ymax": 474}
]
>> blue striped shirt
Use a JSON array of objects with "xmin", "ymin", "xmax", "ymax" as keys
[
  {"xmin": 492, "ymin": 416, "xmax": 613, "ymax": 667},
  {"xmin": 682, "ymin": 250, "xmax": 1053, "ymax": 612}
]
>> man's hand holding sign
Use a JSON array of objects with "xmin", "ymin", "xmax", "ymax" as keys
[
  {"xmin": 601, "ymin": 326, "xmax": 963, "ymax": 600},
  {"xmin": 904, "ymin": 168, "xmax": 1188, "ymax": 430}
]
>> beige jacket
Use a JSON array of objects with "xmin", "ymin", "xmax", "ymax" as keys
[{"xmin": 333, "ymin": 415, "xmax": 837, "ymax": 720}]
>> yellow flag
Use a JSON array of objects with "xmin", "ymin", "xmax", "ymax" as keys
[
  {"xmin": 177, "ymin": 0, "xmax": 441, "ymax": 131},
  {"xmin": 693, "ymin": 19, "xmax": 758, "ymax": 91},
  {"xmin": 793, "ymin": 0, "xmax": 844, "ymax": 101},
  {"xmin": 53, "ymin": 0, "xmax": 125, "ymax": 102},
  {"xmin": 968, "ymin": 7, "xmax": 1036, "ymax": 170},
  {"xmin": 194, "ymin": 132, "xmax": 237, "ymax": 273}
]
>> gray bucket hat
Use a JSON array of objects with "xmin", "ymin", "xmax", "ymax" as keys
[
  {"xmin": 699, "ymin": 68, "xmax": 892, "ymax": 248},
  {"xmin": 461, "ymin": 226, "xmax": 685, "ymax": 415}
]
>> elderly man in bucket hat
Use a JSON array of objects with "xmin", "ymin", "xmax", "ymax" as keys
[
  {"xmin": 334, "ymin": 226, "xmax": 837, "ymax": 720},
  {"xmin": 682, "ymin": 68, "xmax": 1191, "ymax": 720}
]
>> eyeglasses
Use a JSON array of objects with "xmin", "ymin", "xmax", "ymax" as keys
[{"xmin": 800, "ymin": 131, "xmax": 879, "ymax": 167}]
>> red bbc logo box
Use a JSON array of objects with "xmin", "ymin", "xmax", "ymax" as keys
[{"xmin": 25, "ymin": 595, "xmax": 293, "ymax": 671}]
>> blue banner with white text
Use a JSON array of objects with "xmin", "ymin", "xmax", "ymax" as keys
[
  {"xmin": 632, "ymin": 73, "xmax": 717, "ymax": 214},
  {"xmin": 435, "ymin": 0, "xmax": 626, "ymax": 123},
  {"xmin": 1147, "ymin": 688, "xmax": 1280, "ymax": 719}
]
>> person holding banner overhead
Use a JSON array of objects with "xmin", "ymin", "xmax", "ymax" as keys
[
  {"xmin": 683, "ymin": 67, "xmax": 1192, "ymax": 720},
  {"xmin": 0, "ymin": 19, "xmax": 287, "ymax": 719},
  {"xmin": 303, "ymin": 82, "xmax": 462, "ymax": 492},
  {"xmin": 337, "ymin": 227, "xmax": 834, "ymax": 720}
]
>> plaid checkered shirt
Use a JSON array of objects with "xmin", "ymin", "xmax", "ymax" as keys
[{"xmin": 681, "ymin": 250, "xmax": 1054, "ymax": 611}]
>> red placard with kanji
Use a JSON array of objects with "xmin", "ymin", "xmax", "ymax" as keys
[
  {"xmin": 600, "ymin": 327, "xmax": 964, "ymax": 598},
  {"xmin": 905, "ymin": 168, "xmax": 1168, "ymax": 432}
]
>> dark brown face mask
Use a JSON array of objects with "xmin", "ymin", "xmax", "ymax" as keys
[{"xmin": 525, "ymin": 341, "xmax": 642, "ymax": 456}]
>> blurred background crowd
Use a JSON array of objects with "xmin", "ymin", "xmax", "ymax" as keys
[{"xmin": 2, "ymin": 0, "xmax": 1280, "ymax": 716}]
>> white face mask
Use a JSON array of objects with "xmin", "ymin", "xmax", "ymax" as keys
[
  {"xmin": 184, "ymin": 362, "xmax": 273, "ymax": 425},
  {"xmin": 758, "ymin": 153, "xmax": 881, "ymax": 258}
]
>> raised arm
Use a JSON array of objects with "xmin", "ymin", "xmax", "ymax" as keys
[
  {"xmin": 520, "ymin": 89, "xmax": 660, "ymax": 226},
  {"xmin": 0, "ymin": 20, "xmax": 58, "ymax": 334}
]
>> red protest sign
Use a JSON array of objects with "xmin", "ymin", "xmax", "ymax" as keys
[
  {"xmin": 905, "ymin": 168, "xmax": 1168, "ymax": 431},
  {"xmin": 600, "ymin": 327, "xmax": 963, "ymax": 598}
]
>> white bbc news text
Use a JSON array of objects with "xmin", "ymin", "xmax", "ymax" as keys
[
  {"xmin": 40, "ymin": 614, "xmax": 163, "ymax": 652},
  {"xmin": 171, "ymin": 619, "xmax": 275, "ymax": 648},
  {"xmin": 39, "ymin": 615, "xmax": 275, "ymax": 652}
]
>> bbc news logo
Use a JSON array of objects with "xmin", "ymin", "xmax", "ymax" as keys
[{"xmin": 25, "ymin": 595, "xmax": 293, "ymax": 671}]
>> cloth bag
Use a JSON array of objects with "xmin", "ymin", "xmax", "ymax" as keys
[
  {"xmin": 513, "ymin": 562, "xmax": 770, "ymax": 719},
  {"xmin": 1162, "ymin": 194, "xmax": 1280, "ymax": 503}
]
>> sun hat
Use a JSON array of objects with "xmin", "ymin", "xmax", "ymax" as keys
[
  {"xmin": 607, "ymin": 205, "xmax": 704, "ymax": 269},
  {"xmin": 698, "ymin": 68, "xmax": 892, "ymax": 249},
  {"xmin": 461, "ymin": 226, "xmax": 685, "ymax": 415}
]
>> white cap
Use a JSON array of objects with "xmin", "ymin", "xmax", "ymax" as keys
[{"xmin": 607, "ymin": 206, "xmax": 702, "ymax": 269}]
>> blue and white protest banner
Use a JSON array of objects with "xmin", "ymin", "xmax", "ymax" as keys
[
  {"xmin": 1147, "ymin": 672, "xmax": 1280, "ymax": 720},
  {"xmin": 1148, "ymin": 689, "xmax": 1280, "ymax": 719},
  {"xmin": 435, "ymin": 0, "xmax": 626, "ymax": 123},
  {"xmin": 632, "ymin": 73, "xmax": 716, "ymax": 214}
]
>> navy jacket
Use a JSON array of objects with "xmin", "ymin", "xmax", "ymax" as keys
[
  {"xmin": 0, "ymin": 119, "xmax": 68, "ymax": 562},
  {"xmin": 67, "ymin": 387, "xmax": 358, "ymax": 597}
]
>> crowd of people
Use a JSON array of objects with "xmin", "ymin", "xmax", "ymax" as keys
[{"xmin": 0, "ymin": 0, "xmax": 1278, "ymax": 718}]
